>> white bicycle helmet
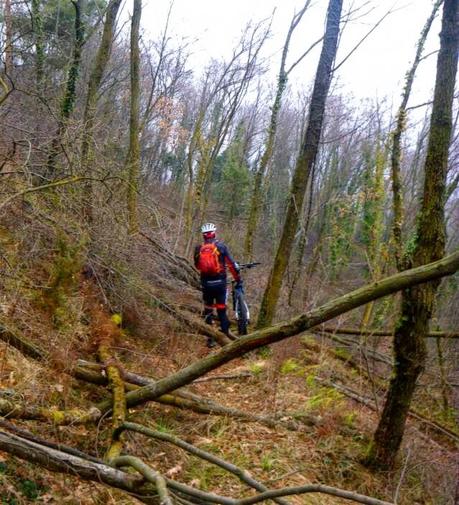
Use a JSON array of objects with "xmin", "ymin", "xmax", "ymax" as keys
[{"xmin": 201, "ymin": 223, "xmax": 217, "ymax": 234}]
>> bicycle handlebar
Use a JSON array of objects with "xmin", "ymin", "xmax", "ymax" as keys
[{"xmin": 238, "ymin": 262, "xmax": 261, "ymax": 270}]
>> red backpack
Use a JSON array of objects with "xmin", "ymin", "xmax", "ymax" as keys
[{"xmin": 197, "ymin": 243, "xmax": 223, "ymax": 276}]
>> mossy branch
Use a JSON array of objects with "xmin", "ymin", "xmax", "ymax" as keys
[
  {"xmin": 98, "ymin": 342, "xmax": 126, "ymax": 461},
  {"xmin": 0, "ymin": 400, "xmax": 100, "ymax": 424}
]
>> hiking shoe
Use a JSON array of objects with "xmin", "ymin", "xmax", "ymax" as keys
[{"xmin": 206, "ymin": 337, "xmax": 217, "ymax": 348}]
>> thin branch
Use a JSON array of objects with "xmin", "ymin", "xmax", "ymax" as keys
[
  {"xmin": 0, "ymin": 175, "xmax": 119, "ymax": 213},
  {"xmin": 112, "ymin": 455, "xmax": 173, "ymax": 505},
  {"xmin": 287, "ymin": 36, "xmax": 323, "ymax": 75},
  {"xmin": 316, "ymin": 326, "xmax": 459, "ymax": 338},
  {"xmin": 236, "ymin": 484, "xmax": 393, "ymax": 505},
  {"xmin": 120, "ymin": 422, "xmax": 291, "ymax": 505},
  {"xmin": 406, "ymin": 100, "xmax": 433, "ymax": 111},
  {"xmin": 333, "ymin": 7, "xmax": 395, "ymax": 73}
]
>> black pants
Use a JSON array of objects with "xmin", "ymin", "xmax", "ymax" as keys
[{"xmin": 201, "ymin": 279, "xmax": 230, "ymax": 334}]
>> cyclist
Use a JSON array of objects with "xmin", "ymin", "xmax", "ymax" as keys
[{"xmin": 194, "ymin": 223, "xmax": 241, "ymax": 348}]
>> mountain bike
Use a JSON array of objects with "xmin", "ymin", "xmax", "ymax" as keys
[{"xmin": 231, "ymin": 262, "xmax": 260, "ymax": 335}]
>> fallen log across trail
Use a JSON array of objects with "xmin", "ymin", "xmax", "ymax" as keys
[
  {"xmin": 74, "ymin": 361, "xmax": 315, "ymax": 429},
  {"xmin": 97, "ymin": 249, "xmax": 459, "ymax": 413}
]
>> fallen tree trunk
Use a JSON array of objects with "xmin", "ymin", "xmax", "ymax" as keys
[
  {"xmin": 74, "ymin": 363, "xmax": 310, "ymax": 429},
  {"xmin": 317, "ymin": 326, "xmax": 459, "ymax": 339},
  {"xmin": 317, "ymin": 332, "xmax": 393, "ymax": 367},
  {"xmin": 98, "ymin": 341, "xmax": 126, "ymax": 460},
  {"xmin": 0, "ymin": 324, "xmax": 46, "ymax": 360},
  {"xmin": 97, "ymin": 250, "xmax": 459, "ymax": 412},
  {"xmin": 83, "ymin": 277, "xmax": 127, "ymax": 460},
  {"xmin": 0, "ymin": 419, "xmax": 102, "ymax": 462},
  {"xmin": 0, "ymin": 430, "xmax": 158, "ymax": 504},
  {"xmin": 0, "ymin": 399, "xmax": 100, "ymax": 424},
  {"xmin": 76, "ymin": 360, "xmax": 241, "ymax": 403}
]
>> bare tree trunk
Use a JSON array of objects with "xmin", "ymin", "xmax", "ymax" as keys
[
  {"xmin": 80, "ymin": 0, "xmax": 122, "ymax": 219},
  {"xmin": 31, "ymin": 0, "xmax": 45, "ymax": 94},
  {"xmin": 126, "ymin": 0, "xmax": 142, "ymax": 234},
  {"xmin": 257, "ymin": 0, "xmax": 343, "ymax": 328},
  {"xmin": 390, "ymin": 0, "xmax": 442, "ymax": 270},
  {"xmin": 3, "ymin": 0, "xmax": 13, "ymax": 75},
  {"xmin": 367, "ymin": 0, "xmax": 459, "ymax": 469}
]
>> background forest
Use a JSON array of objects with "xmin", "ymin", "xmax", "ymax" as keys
[{"xmin": 0, "ymin": 0, "xmax": 458, "ymax": 504}]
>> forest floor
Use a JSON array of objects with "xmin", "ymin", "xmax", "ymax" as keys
[{"xmin": 0, "ymin": 206, "xmax": 457, "ymax": 505}]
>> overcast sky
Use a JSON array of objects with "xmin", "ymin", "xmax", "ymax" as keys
[{"xmin": 140, "ymin": 0, "xmax": 442, "ymax": 107}]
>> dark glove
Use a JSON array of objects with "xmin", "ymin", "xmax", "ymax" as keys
[{"xmin": 235, "ymin": 280, "xmax": 244, "ymax": 290}]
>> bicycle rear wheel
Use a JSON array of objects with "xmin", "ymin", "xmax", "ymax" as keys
[{"xmin": 235, "ymin": 291, "xmax": 249, "ymax": 335}]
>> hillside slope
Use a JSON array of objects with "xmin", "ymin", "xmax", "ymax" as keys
[{"xmin": 0, "ymin": 203, "xmax": 457, "ymax": 505}]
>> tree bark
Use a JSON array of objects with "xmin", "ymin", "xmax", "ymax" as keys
[
  {"xmin": 126, "ymin": 0, "xmax": 142, "ymax": 234},
  {"xmin": 257, "ymin": 0, "xmax": 343, "ymax": 328},
  {"xmin": 367, "ymin": 0, "xmax": 459, "ymax": 469}
]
